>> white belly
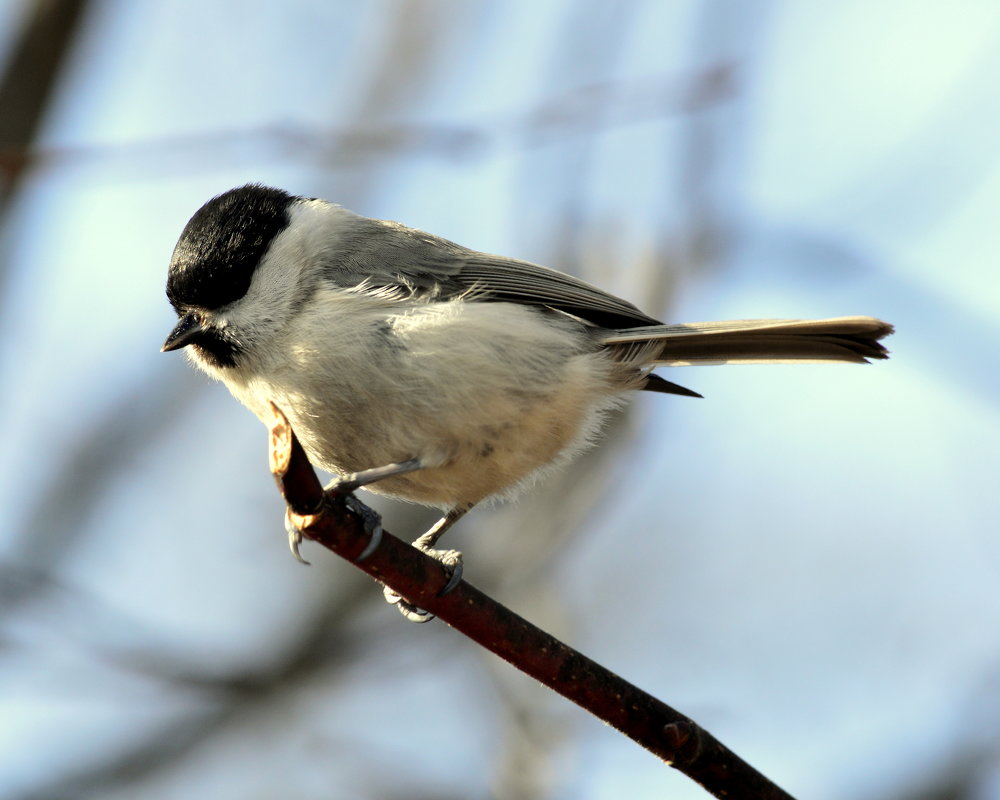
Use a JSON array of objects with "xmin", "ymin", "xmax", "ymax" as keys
[{"xmin": 217, "ymin": 293, "xmax": 627, "ymax": 508}]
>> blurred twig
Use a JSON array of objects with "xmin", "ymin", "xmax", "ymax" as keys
[
  {"xmin": 10, "ymin": 569, "xmax": 375, "ymax": 800},
  {"xmin": 0, "ymin": 0, "xmax": 89, "ymax": 200},
  {"xmin": 270, "ymin": 403, "xmax": 795, "ymax": 800},
  {"xmin": 0, "ymin": 370, "xmax": 202, "ymax": 614},
  {"xmin": 0, "ymin": 0, "xmax": 90, "ymax": 304},
  {"xmin": 0, "ymin": 67, "xmax": 737, "ymax": 178},
  {"xmin": 677, "ymin": 0, "xmax": 771, "ymax": 274}
]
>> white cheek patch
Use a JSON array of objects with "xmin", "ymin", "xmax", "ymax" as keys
[{"xmin": 212, "ymin": 200, "xmax": 351, "ymax": 340}]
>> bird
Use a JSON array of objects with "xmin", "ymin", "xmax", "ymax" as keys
[{"xmin": 162, "ymin": 184, "xmax": 893, "ymax": 619}]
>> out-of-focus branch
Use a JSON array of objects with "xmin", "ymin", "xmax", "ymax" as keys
[
  {"xmin": 1, "ymin": 372, "xmax": 199, "ymax": 614},
  {"xmin": 0, "ymin": 0, "xmax": 89, "ymax": 179},
  {"xmin": 8, "ymin": 558, "xmax": 376, "ymax": 800},
  {"xmin": 0, "ymin": 0, "xmax": 90, "ymax": 291},
  {"xmin": 0, "ymin": 66, "xmax": 737, "ymax": 178},
  {"xmin": 269, "ymin": 403, "xmax": 795, "ymax": 800}
]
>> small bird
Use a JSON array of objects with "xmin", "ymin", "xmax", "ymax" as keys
[{"xmin": 163, "ymin": 185, "xmax": 892, "ymax": 617}]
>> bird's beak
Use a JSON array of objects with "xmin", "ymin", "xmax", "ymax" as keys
[{"xmin": 161, "ymin": 313, "xmax": 205, "ymax": 352}]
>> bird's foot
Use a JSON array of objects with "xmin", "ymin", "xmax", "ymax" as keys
[
  {"xmin": 383, "ymin": 545, "xmax": 464, "ymax": 623},
  {"xmin": 285, "ymin": 491, "xmax": 383, "ymax": 565}
]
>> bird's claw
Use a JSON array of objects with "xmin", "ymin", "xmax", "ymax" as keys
[
  {"xmin": 285, "ymin": 510, "xmax": 311, "ymax": 565},
  {"xmin": 344, "ymin": 494, "xmax": 383, "ymax": 562},
  {"xmin": 284, "ymin": 493, "xmax": 382, "ymax": 565},
  {"xmin": 430, "ymin": 549, "xmax": 464, "ymax": 595},
  {"xmin": 383, "ymin": 587, "xmax": 437, "ymax": 623},
  {"xmin": 384, "ymin": 546, "xmax": 463, "ymax": 623}
]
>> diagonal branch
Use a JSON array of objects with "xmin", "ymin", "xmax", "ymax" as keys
[{"xmin": 268, "ymin": 403, "xmax": 795, "ymax": 800}]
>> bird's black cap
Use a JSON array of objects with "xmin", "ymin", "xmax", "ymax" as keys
[{"xmin": 166, "ymin": 184, "xmax": 295, "ymax": 311}]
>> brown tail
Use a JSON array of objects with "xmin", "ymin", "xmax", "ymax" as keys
[{"xmin": 602, "ymin": 316, "xmax": 894, "ymax": 366}]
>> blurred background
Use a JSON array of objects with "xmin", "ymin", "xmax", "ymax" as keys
[{"xmin": 1, "ymin": 1, "xmax": 998, "ymax": 798}]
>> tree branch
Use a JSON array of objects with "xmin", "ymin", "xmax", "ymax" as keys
[
  {"xmin": 268, "ymin": 403, "xmax": 795, "ymax": 800},
  {"xmin": 0, "ymin": 66, "xmax": 736, "ymax": 179}
]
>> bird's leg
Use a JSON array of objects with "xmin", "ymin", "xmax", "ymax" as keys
[
  {"xmin": 411, "ymin": 505, "xmax": 472, "ymax": 552},
  {"xmin": 326, "ymin": 458, "xmax": 424, "ymax": 494},
  {"xmin": 285, "ymin": 458, "xmax": 423, "ymax": 563},
  {"xmin": 384, "ymin": 504, "xmax": 473, "ymax": 623}
]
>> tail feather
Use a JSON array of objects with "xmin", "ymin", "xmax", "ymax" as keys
[
  {"xmin": 602, "ymin": 316, "xmax": 893, "ymax": 366},
  {"xmin": 642, "ymin": 373, "xmax": 703, "ymax": 398}
]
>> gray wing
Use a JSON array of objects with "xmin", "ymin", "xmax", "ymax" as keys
[{"xmin": 327, "ymin": 216, "xmax": 661, "ymax": 329}]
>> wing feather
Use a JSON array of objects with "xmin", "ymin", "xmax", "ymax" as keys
[{"xmin": 332, "ymin": 219, "xmax": 661, "ymax": 328}]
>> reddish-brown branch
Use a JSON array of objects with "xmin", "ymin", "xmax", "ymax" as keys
[{"xmin": 268, "ymin": 403, "xmax": 796, "ymax": 800}]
